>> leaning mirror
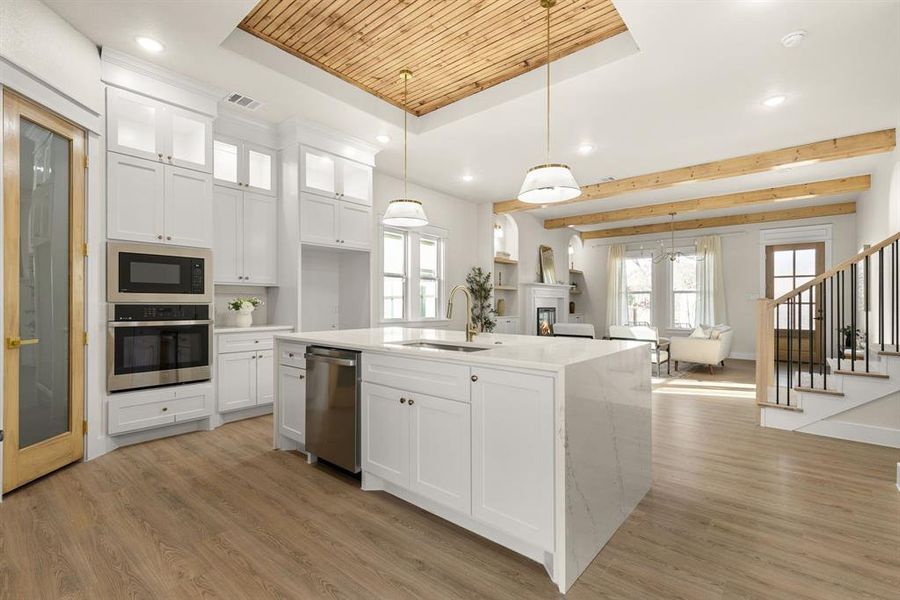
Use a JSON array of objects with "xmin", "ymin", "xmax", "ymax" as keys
[{"xmin": 539, "ymin": 245, "xmax": 557, "ymax": 284}]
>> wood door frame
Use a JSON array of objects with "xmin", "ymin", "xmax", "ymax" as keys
[
  {"xmin": 2, "ymin": 89, "xmax": 86, "ymax": 493},
  {"xmin": 765, "ymin": 242, "xmax": 826, "ymax": 364}
]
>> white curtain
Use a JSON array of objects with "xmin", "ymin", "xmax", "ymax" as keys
[
  {"xmin": 606, "ymin": 244, "xmax": 628, "ymax": 329},
  {"xmin": 695, "ymin": 235, "xmax": 727, "ymax": 325}
]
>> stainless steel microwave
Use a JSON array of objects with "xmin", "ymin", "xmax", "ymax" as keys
[{"xmin": 107, "ymin": 242, "xmax": 212, "ymax": 304}]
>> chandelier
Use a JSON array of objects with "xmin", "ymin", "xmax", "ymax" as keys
[{"xmin": 652, "ymin": 213, "xmax": 707, "ymax": 264}]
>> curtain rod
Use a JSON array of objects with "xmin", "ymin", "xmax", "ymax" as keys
[{"xmin": 584, "ymin": 229, "xmax": 747, "ymax": 249}]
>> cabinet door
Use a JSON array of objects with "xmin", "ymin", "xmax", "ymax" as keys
[
  {"xmin": 243, "ymin": 192, "xmax": 278, "ymax": 285},
  {"xmin": 338, "ymin": 158, "xmax": 372, "ymax": 206},
  {"xmin": 213, "ymin": 136, "xmax": 241, "ymax": 190},
  {"xmin": 471, "ymin": 368, "xmax": 555, "ymax": 550},
  {"xmin": 362, "ymin": 383, "xmax": 410, "ymax": 487},
  {"xmin": 217, "ymin": 352, "xmax": 257, "ymax": 412},
  {"xmin": 244, "ymin": 142, "xmax": 276, "ymax": 196},
  {"xmin": 300, "ymin": 193, "xmax": 339, "ymax": 247},
  {"xmin": 107, "ymin": 153, "xmax": 166, "ymax": 243},
  {"xmin": 164, "ymin": 166, "xmax": 213, "ymax": 247},
  {"xmin": 212, "ymin": 186, "xmax": 243, "ymax": 284},
  {"xmin": 106, "ymin": 87, "xmax": 165, "ymax": 162},
  {"xmin": 167, "ymin": 106, "xmax": 212, "ymax": 172},
  {"xmin": 301, "ymin": 147, "xmax": 337, "ymax": 197},
  {"xmin": 255, "ymin": 350, "xmax": 275, "ymax": 405},
  {"xmin": 278, "ymin": 367, "xmax": 306, "ymax": 443},
  {"xmin": 339, "ymin": 202, "xmax": 372, "ymax": 250},
  {"xmin": 409, "ymin": 393, "xmax": 471, "ymax": 514}
]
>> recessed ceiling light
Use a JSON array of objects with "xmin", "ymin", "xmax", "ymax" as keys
[
  {"xmin": 135, "ymin": 36, "xmax": 165, "ymax": 53},
  {"xmin": 578, "ymin": 143, "xmax": 595, "ymax": 155},
  {"xmin": 462, "ymin": 174, "xmax": 474, "ymax": 182},
  {"xmin": 762, "ymin": 94, "xmax": 787, "ymax": 107},
  {"xmin": 781, "ymin": 30, "xmax": 807, "ymax": 48},
  {"xmin": 376, "ymin": 134, "xmax": 391, "ymax": 144}
]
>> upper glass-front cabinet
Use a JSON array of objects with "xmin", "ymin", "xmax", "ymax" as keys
[
  {"xmin": 107, "ymin": 87, "xmax": 213, "ymax": 173},
  {"xmin": 213, "ymin": 135, "xmax": 276, "ymax": 196},
  {"xmin": 301, "ymin": 146, "xmax": 372, "ymax": 206}
]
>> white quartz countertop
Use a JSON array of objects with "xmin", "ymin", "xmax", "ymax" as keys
[
  {"xmin": 215, "ymin": 325, "xmax": 294, "ymax": 335},
  {"xmin": 275, "ymin": 327, "xmax": 644, "ymax": 372}
]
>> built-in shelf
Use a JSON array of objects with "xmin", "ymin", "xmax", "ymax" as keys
[
  {"xmin": 494, "ymin": 256, "xmax": 518, "ymax": 265},
  {"xmin": 569, "ymin": 268, "xmax": 583, "ymax": 275},
  {"xmin": 495, "ymin": 285, "xmax": 517, "ymax": 291}
]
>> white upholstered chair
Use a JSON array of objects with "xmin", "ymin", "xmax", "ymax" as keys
[
  {"xmin": 608, "ymin": 325, "xmax": 670, "ymax": 376},
  {"xmin": 670, "ymin": 325, "xmax": 734, "ymax": 374}
]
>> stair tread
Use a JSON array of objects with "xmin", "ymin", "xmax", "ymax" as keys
[
  {"xmin": 793, "ymin": 386, "xmax": 844, "ymax": 396},
  {"xmin": 757, "ymin": 401, "xmax": 803, "ymax": 412},
  {"xmin": 833, "ymin": 370, "xmax": 890, "ymax": 378},
  {"xmin": 877, "ymin": 350, "xmax": 900, "ymax": 356}
]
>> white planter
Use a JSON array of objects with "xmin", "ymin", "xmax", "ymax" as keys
[{"xmin": 234, "ymin": 309, "xmax": 253, "ymax": 328}]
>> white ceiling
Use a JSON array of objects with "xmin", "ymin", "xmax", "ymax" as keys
[{"xmin": 46, "ymin": 0, "xmax": 900, "ymax": 216}]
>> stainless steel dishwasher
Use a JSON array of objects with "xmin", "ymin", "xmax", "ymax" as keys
[{"xmin": 304, "ymin": 346, "xmax": 361, "ymax": 473}]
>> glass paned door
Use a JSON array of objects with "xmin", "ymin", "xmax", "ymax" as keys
[
  {"xmin": 3, "ymin": 90, "xmax": 85, "ymax": 493},
  {"xmin": 766, "ymin": 242, "xmax": 825, "ymax": 364}
]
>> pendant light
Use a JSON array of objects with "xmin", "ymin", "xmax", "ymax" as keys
[
  {"xmin": 517, "ymin": 0, "xmax": 581, "ymax": 204},
  {"xmin": 382, "ymin": 69, "xmax": 429, "ymax": 227}
]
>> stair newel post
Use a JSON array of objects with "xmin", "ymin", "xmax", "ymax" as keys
[
  {"xmin": 756, "ymin": 298, "xmax": 776, "ymax": 413},
  {"xmin": 775, "ymin": 300, "xmax": 780, "ymax": 405},
  {"xmin": 838, "ymin": 270, "xmax": 843, "ymax": 364},
  {"xmin": 787, "ymin": 297, "xmax": 793, "ymax": 405},
  {"xmin": 808, "ymin": 291, "xmax": 814, "ymax": 385},
  {"xmin": 865, "ymin": 254, "xmax": 870, "ymax": 373},
  {"xmin": 821, "ymin": 281, "xmax": 826, "ymax": 390},
  {"xmin": 851, "ymin": 263, "xmax": 857, "ymax": 371},
  {"xmin": 894, "ymin": 240, "xmax": 898, "ymax": 350},
  {"xmin": 879, "ymin": 247, "xmax": 884, "ymax": 352}
]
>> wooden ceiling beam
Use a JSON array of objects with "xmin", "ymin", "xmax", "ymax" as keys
[
  {"xmin": 495, "ymin": 129, "xmax": 895, "ymax": 214},
  {"xmin": 580, "ymin": 203, "xmax": 857, "ymax": 240},
  {"xmin": 543, "ymin": 175, "xmax": 870, "ymax": 229}
]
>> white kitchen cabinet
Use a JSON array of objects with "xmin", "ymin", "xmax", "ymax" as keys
[
  {"xmin": 471, "ymin": 367, "xmax": 555, "ymax": 550},
  {"xmin": 107, "ymin": 87, "xmax": 212, "ymax": 173},
  {"xmin": 213, "ymin": 186, "xmax": 277, "ymax": 285},
  {"xmin": 362, "ymin": 382, "xmax": 471, "ymax": 513},
  {"xmin": 409, "ymin": 392, "xmax": 471, "ymax": 514},
  {"xmin": 217, "ymin": 352, "xmax": 257, "ymax": 412},
  {"xmin": 495, "ymin": 316, "xmax": 520, "ymax": 334},
  {"xmin": 108, "ymin": 153, "xmax": 213, "ymax": 247},
  {"xmin": 300, "ymin": 193, "xmax": 372, "ymax": 250},
  {"xmin": 256, "ymin": 350, "xmax": 275, "ymax": 405},
  {"xmin": 301, "ymin": 146, "xmax": 372, "ymax": 206},
  {"xmin": 214, "ymin": 135, "xmax": 276, "ymax": 196},
  {"xmin": 570, "ymin": 314, "xmax": 584, "ymax": 323},
  {"xmin": 278, "ymin": 366, "xmax": 306, "ymax": 444},
  {"xmin": 164, "ymin": 165, "xmax": 213, "ymax": 247},
  {"xmin": 107, "ymin": 152, "xmax": 165, "ymax": 244},
  {"xmin": 108, "ymin": 382, "xmax": 213, "ymax": 435},
  {"xmin": 362, "ymin": 382, "xmax": 410, "ymax": 487}
]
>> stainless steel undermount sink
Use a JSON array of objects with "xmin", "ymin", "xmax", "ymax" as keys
[{"xmin": 400, "ymin": 341, "xmax": 490, "ymax": 353}]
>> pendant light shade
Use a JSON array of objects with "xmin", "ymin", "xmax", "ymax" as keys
[
  {"xmin": 382, "ymin": 198, "xmax": 428, "ymax": 227},
  {"xmin": 517, "ymin": 163, "xmax": 581, "ymax": 204},
  {"xmin": 517, "ymin": 0, "xmax": 581, "ymax": 205},
  {"xmin": 382, "ymin": 69, "xmax": 429, "ymax": 228}
]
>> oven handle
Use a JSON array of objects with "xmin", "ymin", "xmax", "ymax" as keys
[{"xmin": 108, "ymin": 320, "xmax": 212, "ymax": 328}]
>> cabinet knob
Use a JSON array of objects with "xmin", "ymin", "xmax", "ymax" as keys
[
  {"xmin": 167, "ymin": 155, "xmax": 172, "ymax": 161},
  {"xmin": 254, "ymin": 340, "xmax": 259, "ymax": 343},
  {"xmin": 288, "ymin": 352, "xmax": 294, "ymax": 358},
  {"xmin": 162, "ymin": 407, "xmax": 168, "ymax": 412},
  {"xmin": 299, "ymin": 375, "xmax": 305, "ymax": 379},
  {"xmin": 157, "ymin": 153, "xmax": 163, "ymax": 160},
  {"xmin": 166, "ymin": 236, "xmax": 172, "ymax": 240},
  {"xmin": 471, "ymin": 375, "xmax": 478, "ymax": 382},
  {"xmin": 400, "ymin": 397, "xmax": 406, "ymax": 404},
  {"xmin": 407, "ymin": 398, "xmax": 415, "ymax": 406},
  {"xmin": 157, "ymin": 234, "xmax": 163, "ymax": 240}
]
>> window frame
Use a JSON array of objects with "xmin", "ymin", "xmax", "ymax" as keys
[
  {"xmin": 379, "ymin": 223, "xmax": 448, "ymax": 324},
  {"xmin": 668, "ymin": 249, "xmax": 698, "ymax": 331},
  {"xmin": 623, "ymin": 252, "xmax": 653, "ymax": 326}
]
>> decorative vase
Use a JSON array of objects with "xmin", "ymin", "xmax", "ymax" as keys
[
  {"xmin": 496, "ymin": 298, "xmax": 506, "ymax": 316},
  {"xmin": 235, "ymin": 309, "xmax": 253, "ymax": 328}
]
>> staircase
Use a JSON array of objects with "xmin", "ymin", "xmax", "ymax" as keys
[{"xmin": 755, "ymin": 232, "xmax": 900, "ymax": 448}]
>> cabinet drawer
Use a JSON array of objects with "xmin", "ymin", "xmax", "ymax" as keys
[
  {"xmin": 108, "ymin": 384, "xmax": 212, "ymax": 435},
  {"xmin": 217, "ymin": 332, "xmax": 275, "ymax": 353},
  {"xmin": 279, "ymin": 342, "xmax": 307, "ymax": 368},
  {"xmin": 362, "ymin": 354, "xmax": 470, "ymax": 403}
]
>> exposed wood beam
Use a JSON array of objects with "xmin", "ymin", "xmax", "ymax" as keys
[
  {"xmin": 580, "ymin": 202, "xmax": 856, "ymax": 240},
  {"xmin": 544, "ymin": 176, "xmax": 870, "ymax": 229},
  {"xmin": 494, "ymin": 129, "xmax": 895, "ymax": 214}
]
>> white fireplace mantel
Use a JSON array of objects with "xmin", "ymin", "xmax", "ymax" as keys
[{"xmin": 521, "ymin": 282, "xmax": 570, "ymax": 335}]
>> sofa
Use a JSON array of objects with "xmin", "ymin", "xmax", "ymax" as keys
[{"xmin": 670, "ymin": 325, "xmax": 734, "ymax": 374}]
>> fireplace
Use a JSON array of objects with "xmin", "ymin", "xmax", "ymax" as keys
[{"xmin": 537, "ymin": 307, "xmax": 557, "ymax": 336}]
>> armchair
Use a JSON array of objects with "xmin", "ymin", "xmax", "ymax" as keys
[
  {"xmin": 608, "ymin": 325, "xmax": 670, "ymax": 376},
  {"xmin": 670, "ymin": 325, "xmax": 733, "ymax": 374}
]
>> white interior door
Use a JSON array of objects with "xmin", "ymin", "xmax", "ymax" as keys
[
  {"xmin": 212, "ymin": 186, "xmax": 243, "ymax": 284},
  {"xmin": 243, "ymin": 191, "xmax": 278, "ymax": 284},
  {"xmin": 164, "ymin": 165, "xmax": 213, "ymax": 247},
  {"xmin": 107, "ymin": 153, "xmax": 165, "ymax": 243},
  {"xmin": 362, "ymin": 382, "xmax": 410, "ymax": 487}
]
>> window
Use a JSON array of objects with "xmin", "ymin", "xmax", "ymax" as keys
[
  {"xmin": 767, "ymin": 243, "xmax": 823, "ymax": 331},
  {"xmin": 671, "ymin": 254, "xmax": 697, "ymax": 329},
  {"xmin": 624, "ymin": 255, "xmax": 652, "ymax": 325},
  {"xmin": 381, "ymin": 227, "xmax": 445, "ymax": 322}
]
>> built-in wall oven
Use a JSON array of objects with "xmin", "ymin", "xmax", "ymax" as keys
[
  {"xmin": 107, "ymin": 241, "xmax": 212, "ymax": 304},
  {"xmin": 107, "ymin": 304, "xmax": 212, "ymax": 392}
]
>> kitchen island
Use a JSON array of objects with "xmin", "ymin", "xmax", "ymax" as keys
[{"xmin": 273, "ymin": 327, "xmax": 651, "ymax": 593}]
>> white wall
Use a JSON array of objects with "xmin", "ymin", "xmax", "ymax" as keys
[
  {"xmin": 509, "ymin": 212, "xmax": 576, "ymax": 322},
  {"xmin": 373, "ymin": 173, "xmax": 478, "ymax": 329}
]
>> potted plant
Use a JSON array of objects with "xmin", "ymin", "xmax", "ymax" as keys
[
  {"xmin": 839, "ymin": 325, "xmax": 862, "ymax": 349},
  {"xmin": 227, "ymin": 296, "xmax": 264, "ymax": 328},
  {"xmin": 466, "ymin": 267, "xmax": 496, "ymax": 333}
]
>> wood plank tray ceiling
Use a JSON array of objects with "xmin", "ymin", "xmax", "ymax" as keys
[{"xmin": 239, "ymin": 0, "xmax": 628, "ymax": 116}]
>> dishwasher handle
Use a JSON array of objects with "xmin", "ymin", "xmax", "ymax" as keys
[{"xmin": 304, "ymin": 353, "xmax": 357, "ymax": 367}]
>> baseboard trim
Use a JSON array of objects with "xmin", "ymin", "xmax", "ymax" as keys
[{"xmin": 799, "ymin": 420, "xmax": 900, "ymax": 448}]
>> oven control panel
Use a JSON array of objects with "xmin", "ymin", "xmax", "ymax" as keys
[{"xmin": 112, "ymin": 304, "xmax": 210, "ymax": 322}]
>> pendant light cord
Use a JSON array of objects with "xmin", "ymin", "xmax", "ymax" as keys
[
  {"xmin": 546, "ymin": 0, "xmax": 551, "ymax": 164},
  {"xmin": 403, "ymin": 72, "xmax": 408, "ymax": 198}
]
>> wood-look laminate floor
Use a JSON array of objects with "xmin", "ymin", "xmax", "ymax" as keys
[{"xmin": 1, "ymin": 360, "xmax": 898, "ymax": 599}]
